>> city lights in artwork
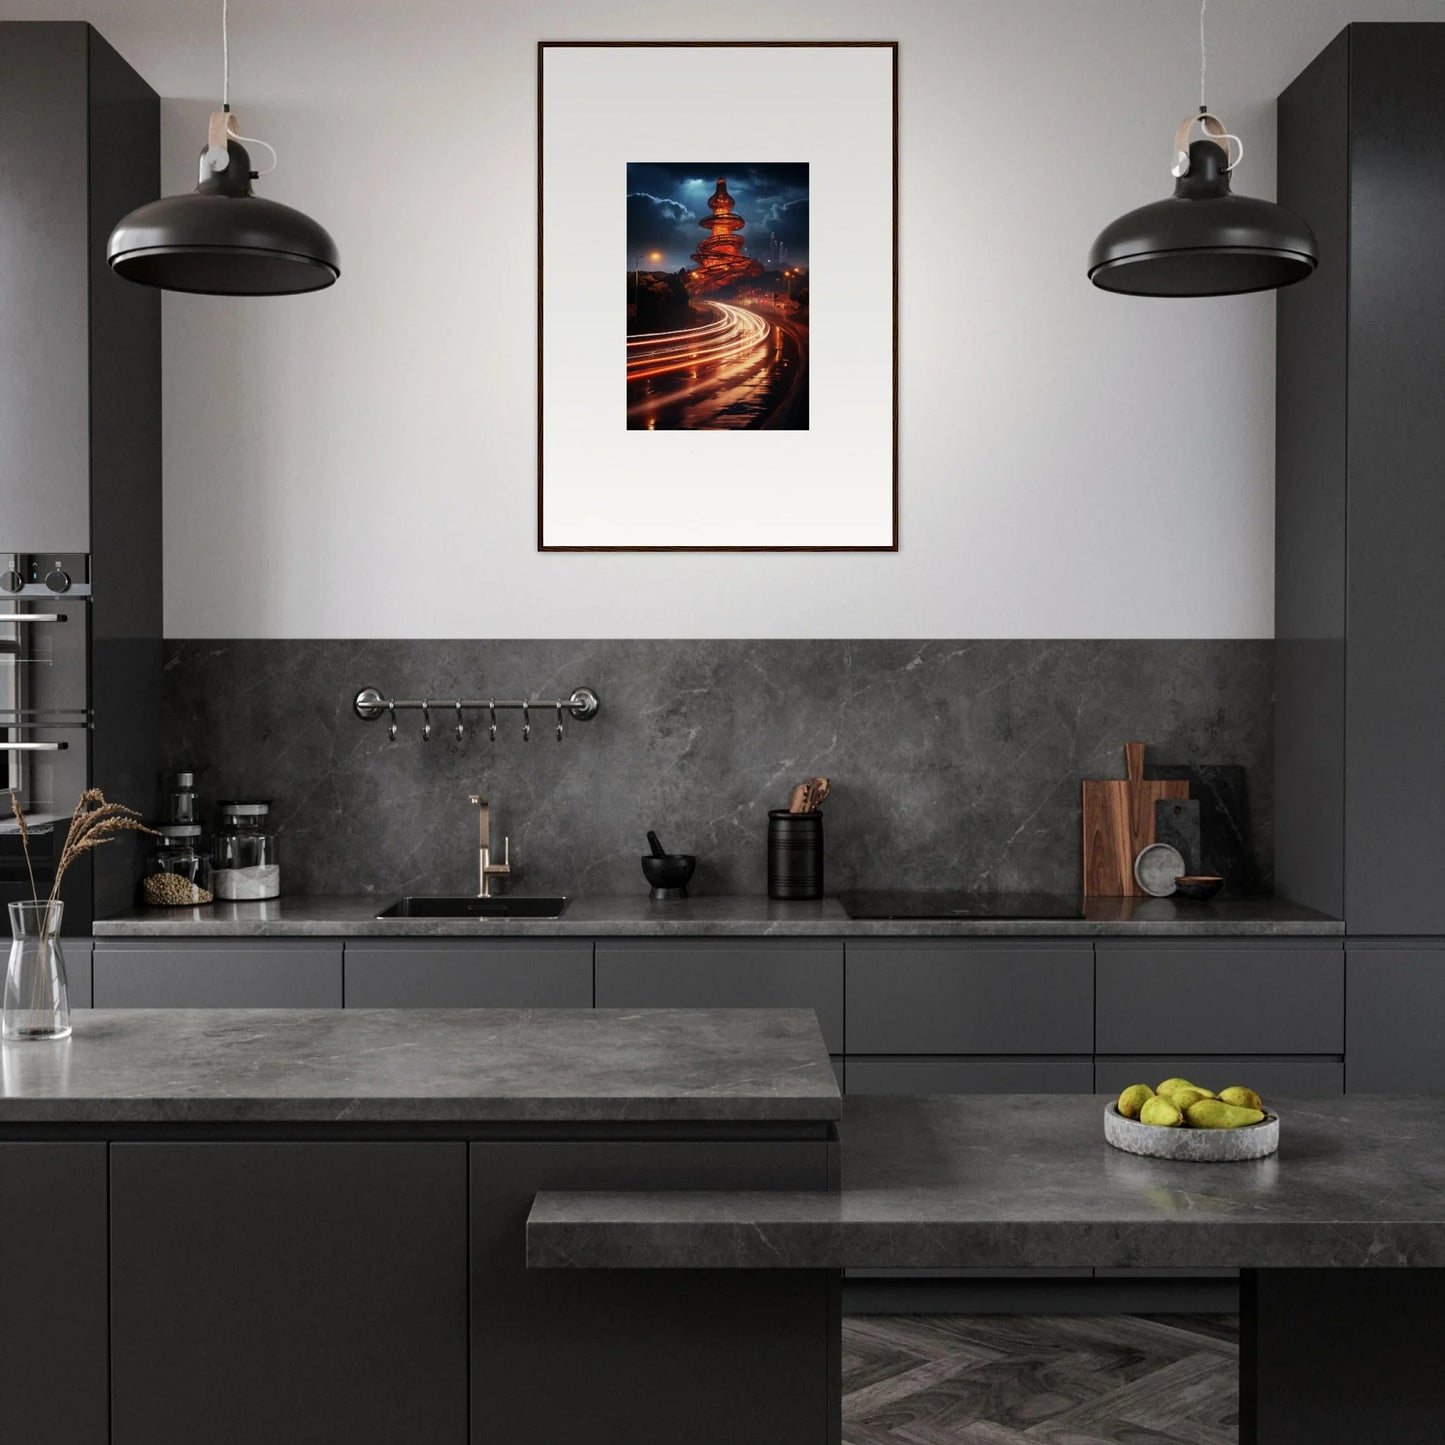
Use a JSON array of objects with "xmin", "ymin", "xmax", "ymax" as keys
[{"xmin": 626, "ymin": 162, "xmax": 808, "ymax": 431}]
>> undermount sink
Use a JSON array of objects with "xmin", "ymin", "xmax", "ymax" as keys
[{"xmin": 376, "ymin": 896, "xmax": 569, "ymax": 920}]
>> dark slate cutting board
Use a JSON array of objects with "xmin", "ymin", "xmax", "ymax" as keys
[
  {"xmin": 1154, "ymin": 797, "xmax": 1202, "ymax": 876},
  {"xmin": 1145, "ymin": 764, "xmax": 1258, "ymax": 893}
]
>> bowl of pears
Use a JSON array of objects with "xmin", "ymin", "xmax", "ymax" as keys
[{"xmin": 1105, "ymin": 1077, "xmax": 1279, "ymax": 1161}]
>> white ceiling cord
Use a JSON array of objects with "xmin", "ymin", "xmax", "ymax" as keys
[
  {"xmin": 1170, "ymin": 0, "xmax": 1242, "ymax": 176},
  {"xmin": 207, "ymin": 0, "xmax": 278, "ymax": 177},
  {"xmin": 1199, "ymin": 0, "xmax": 1208, "ymax": 111}
]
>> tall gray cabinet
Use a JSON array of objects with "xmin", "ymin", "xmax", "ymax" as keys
[
  {"xmin": 1276, "ymin": 23, "xmax": 1445, "ymax": 1090},
  {"xmin": 0, "ymin": 22, "xmax": 162, "ymax": 927}
]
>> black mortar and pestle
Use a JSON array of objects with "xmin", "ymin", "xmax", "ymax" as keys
[{"xmin": 642, "ymin": 830, "xmax": 696, "ymax": 900}]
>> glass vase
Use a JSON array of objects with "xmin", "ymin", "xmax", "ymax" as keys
[{"xmin": 4, "ymin": 901, "xmax": 71, "ymax": 1042}]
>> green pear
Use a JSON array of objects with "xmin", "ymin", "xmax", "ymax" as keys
[
  {"xmin": 1140, "ymin": 1096, "xmax": 1185, "ymax": 1127},
  {"xmin": 1117, "ymin": 1084, "xmax": 1154, "ymax": 1119},
  {"xmin": 1218, "ymin": 1086, "xmax": 1264, "ymax": 1112},
  {"xmin": 1185, "ymin": 1099, "xmax": 1266, "ymax": 1130},
  {"xmin": 1164, "ymin": 1086, "xmax": 1212, "ymax": 1111}
]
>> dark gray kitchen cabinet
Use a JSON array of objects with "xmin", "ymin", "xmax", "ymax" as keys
[
  {"xmin": 65, "ymin": 939, "xmax": 92, "ymax": 1007},
  {"xmin": 1095, "ymin": 1056, "xmax": 1344, "ymax": 1097},
  {"xmin": 0, "ymin": 22, "xmax": 157, "ymax": 549},
  {"xmin": 846, "ymin": 1058, "xmax": 1093, "ymax": 1095},
  {"xmin": 1095, "ymin": 941, "xmax": 1343, "ymax": 1055},
  {"xmin": 471, "ymin": 1139, "xmax": 834, "ymax": 1445},
  {"xmin": 110, "ymin": 1142, "xmax": 468, "ymax": 1445},
  {"xmin": 0, "ymin": 22, "xmax": 161, "ymax": 931},
  {"xmin": 1277, "ymin": 24, "xmax": 1445, "ymax": 934},
  {"xmin": 845, "ymin": 940, "xmax": 1093, "ymax": 1056},
  {"xmin": 0, "ymin": 22, "xmax": 85, "ymax": 544},
  {"xmin": 1345, "ymin": 944, "xmax": 1445, "ymax": 1092},
  {"xmin": 93, "ymin": 940, "xmax": 343, "ymax": 1007},
  {"xmin": 0, "ymin": 1144, "xmax": 107, "ymax": 1445},
  {"xmin": 594, "ymin": 939, "xmax": 843, "ymax": 1054},
  {"xmin": 344, "ymin": 939, "xmax": 592, "ymax": 1008}
]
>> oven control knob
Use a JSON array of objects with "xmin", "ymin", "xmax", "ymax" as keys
[
  {"xmin": 0, "ymin": 569, "xmax": 21, "ymax": 593},
  {"xmin": 44, "ymin": 568, "xmax": 71, "ymax": 594}
]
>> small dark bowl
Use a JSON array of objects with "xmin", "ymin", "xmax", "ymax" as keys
[
  {"xmin": 1174, "ymin": 875, "xmax": 1225, "ymax": 901},
  {"xmin": 642, "ymin": 854, "xmax": 696, "ymax": 899}
]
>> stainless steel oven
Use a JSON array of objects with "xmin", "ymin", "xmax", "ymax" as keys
[{"xmin": 0, "ymin": 555, "xmax": 91, "ymax": 915}]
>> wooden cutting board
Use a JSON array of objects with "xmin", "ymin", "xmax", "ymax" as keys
[{"xmin": 1082, "ymin": 742, "xmax": 1189, "ymax": 896}]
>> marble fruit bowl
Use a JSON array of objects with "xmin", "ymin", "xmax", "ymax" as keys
[{"xmin": 1104, "ymin": 1103, "xmax": 1280, "ymax": 1162}]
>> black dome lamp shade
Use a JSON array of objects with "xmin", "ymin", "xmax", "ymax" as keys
[
  {"xmin": 1088, "ymin": 112, "xmax": 1317, "ymax": 297},
  {"xmin": 106, "ymin": 2, "xmax": 338, "ymax": 296},
  {"xmin": 1087, "ymin": 0, "xmax": 1316, "ymax": 298}
]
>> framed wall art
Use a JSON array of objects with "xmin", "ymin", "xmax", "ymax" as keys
[{"xmin": 538, "ymin": 41, "xmax": 898, "ymax": 551}]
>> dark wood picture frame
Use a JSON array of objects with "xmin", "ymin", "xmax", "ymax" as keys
[{"xmin": 537, "ymin": 40, "xmax": 899, "ymax": 553}]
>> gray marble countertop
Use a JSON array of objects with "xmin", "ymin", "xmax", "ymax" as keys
[
  {"xmin": 92, "ymin": 893, "xmax": 1342, "ymax": 938},
  {"xmin": 528, "ymin": 1094, "xmax": 1445, "ymax": 1270},
  {"xmin": 0, "ymin": 1008, "xmax": 840, "ymax": 1124}
]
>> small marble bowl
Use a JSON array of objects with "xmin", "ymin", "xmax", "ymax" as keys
[{"xmin": 1104, "ymin": 1103, "xmax": 1279, "ymax": 1162}]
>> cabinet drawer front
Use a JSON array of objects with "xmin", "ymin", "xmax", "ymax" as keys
[
  {"xmin": 1094, "ymin": 1056, "xmax": 1344, "ymax": 1097},
  {"xmin": 1096, "ymin": 943, "xmax": 1343, "ymax": 1054},
  {"xmin": 111, "ymin": 1142, "xmax": 467, "ymax": 1445},
  {"xmin": 0, "ymin": 1143, "xmax": 108, "ymax": 1445},
  {"xmin": 1346, "ymin": 946, "xmax": 1445, "ymax": 1092},
  {"xmin": 594, "ymin": 941, "xmax": 843, "ymax": 1054},
  {"xmin": 846, "ymin": 942, "xmax": 1093, "ymax": 1055},
  {"xmin": 64, "ymin": 940, "xmax": 92, "ymax": 1008},
  {"xmin": 93, "ymin": 942, "xmax": 342, "ymax": 1008},
  {"xmin": 846, "ymin": 1058, "xmax": 1094, "ymax": 1095},
  {"xmin": 344, "ymin": 941, "xmax": 592, "ymax": 1008}
]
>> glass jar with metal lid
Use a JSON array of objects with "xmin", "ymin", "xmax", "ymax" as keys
[
  {"xmin": 142, "ymin": 824, "xmax": 214, "ymax": 907},
  {"xmin": 161, "ymin": 770, "xmax": 199, "ymax": 825},
  {"xmin": 212, "ymin": 800, "xmax": 281, "ymax": 901}
]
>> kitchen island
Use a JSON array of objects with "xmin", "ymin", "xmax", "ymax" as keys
[
  {"xmin": 532, "ymin": 1093, "xmax": 1445, "ymax": 1445},
  {"xmin": 0, "ymin": 1007, "xmax": 841, "ymax": 1445}
]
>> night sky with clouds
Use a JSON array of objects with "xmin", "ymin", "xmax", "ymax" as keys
[{"xmin": 626, "ymin": 163, "xmax": 809, "ymax": 272}]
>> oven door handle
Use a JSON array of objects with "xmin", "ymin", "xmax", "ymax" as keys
[
  {"xmin": 0, "ymin": 741, "xmax": 68, "ymax": 751},
  {"xmin": 0, "ymin": 614, "xmax": 67, "ymax": 625}
]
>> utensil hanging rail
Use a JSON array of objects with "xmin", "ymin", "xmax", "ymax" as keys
[{"xmin": 353, "ymin": 685, "xmax": 600, "ymax": 743}]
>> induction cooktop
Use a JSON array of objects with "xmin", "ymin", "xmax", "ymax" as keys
[{"xmin": 837, "ymin": 891, "xmax": 1085, "ymax": 921}]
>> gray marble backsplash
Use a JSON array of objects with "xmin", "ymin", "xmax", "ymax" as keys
[{"xmin": 161, "ymin": 640, "xmax": 1273, "ymax": 900}]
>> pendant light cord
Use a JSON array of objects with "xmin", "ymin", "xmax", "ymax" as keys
[{"xmin": 1199, "ymin": 0, "xmax": 1207, "ymax": 110}]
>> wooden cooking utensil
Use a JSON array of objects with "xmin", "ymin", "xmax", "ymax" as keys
[{"xmin": 1082, "ymin": 742, "xmax": 1188, "ymax": 896}]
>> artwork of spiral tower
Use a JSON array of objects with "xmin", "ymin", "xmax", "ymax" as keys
[{"xmin": 687, "ymin": 178, "xmax": 765, "ymax": 294}]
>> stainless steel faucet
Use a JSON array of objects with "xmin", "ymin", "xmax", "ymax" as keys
[{"xmin": 467, "ymin": 795, "xmax": 512, "ymax": 897}]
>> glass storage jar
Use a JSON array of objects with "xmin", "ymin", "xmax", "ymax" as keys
[
  {"xmin": 142, "ymin": 824, "xmax": 214, "ymax": 907},
  {"xmin": 161, "ymin": 770, "xmax": 199, "ymax": 825},
  {"xmin": 212, "ymin": 800, "xmax": 281, "ymax": 901}
]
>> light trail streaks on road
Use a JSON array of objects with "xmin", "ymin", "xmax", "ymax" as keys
[{"xmin": 625, "ymin": 302, "xmax": 771, "ymax": 383}]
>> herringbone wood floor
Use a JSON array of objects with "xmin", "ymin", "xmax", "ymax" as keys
[{"xmin": 842, "ymin": 1314, "xmax": 1239, "ymax": 1445}]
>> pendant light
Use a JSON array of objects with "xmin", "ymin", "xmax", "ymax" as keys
[
  {"xmin": 107, "ymin": 0, "xmax": 339, "ymax": 295},
  {"xmin": 1087, "ymin": 0, "xmax": 1316, "ymax": 297}
]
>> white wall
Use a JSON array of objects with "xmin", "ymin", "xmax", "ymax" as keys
[{"xmin": 4, "ymin": 0, "xmax": 1442, "ymax": 638}]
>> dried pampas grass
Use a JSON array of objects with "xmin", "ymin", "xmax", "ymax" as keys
[{"xmin": 7, "ymin": 787, "xmax": 157, "ymax": 939}]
